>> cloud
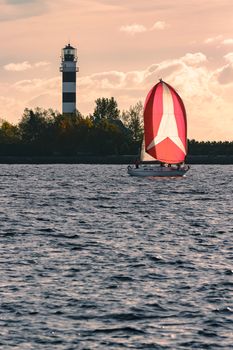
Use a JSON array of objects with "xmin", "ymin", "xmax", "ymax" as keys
[
  {"xmin": 119, "ymin": 24, "xmax": 147, "ymax": 35},
  {"xmin": 0, "ymin": 75, "xmax": 60, "ymax": 121},
  {"xmin": 4, "ymin": 61, "xmax": 32, "ymax": 71},
  {"xmin": 222, "ymin": 38, "xmax": 233, "ymax": 45},
  {"xmin": 204, "ymin": 35, "xmax": 223, "ymax": 44},
  {"xmin": 224, "ymin": 53, "xmax": 233, "ymax": 63},
  {"xmin": 0, "ymin": 95, "xmax": 24, "ymax": 121},
  {"xmin": 151, "ymin": 21, "xmax": 169, "ymax": 30},
  {"xmin": 78, "ymin": 53, "xmax": 210, "ymax": 101},
  {"xmin": 204, "ymin": 36, "xmax": 233, "ymax": 47},
  {"xmin": 0, "ymin": 0, "xmax": 48, "ymax": 21},
  {"xmin": 13, "ymin": 77, "xmax": 60, "ymax": 93},
  {"xmin": 34, "ymin": 61, "xmax": 51, "ymax": 68},
  {"xmin": 214, "ymin": 53, "xmax": 233, "ymax": 85},
  {"xmin": 120, "ymin": 21, "xmax": 169, "ymax": 35},
  {"xmin": 4, "ymin": 61, "xmax": 50, "ymax": 71},
  {"xmin": 182, "ymin": 52, "xmax": 207, "ymax": 65},
  {"xmin": 5, "ymin": 0, "xmax": 38, "ymax": 4},
  {"xmin": 216, "ymin": 65, "xmax": 233, "ymax": 84}
]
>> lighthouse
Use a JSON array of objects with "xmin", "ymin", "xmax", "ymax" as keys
[{"xmin": 60, "ymin": 43, "xmax": 78, "ymax": 114}]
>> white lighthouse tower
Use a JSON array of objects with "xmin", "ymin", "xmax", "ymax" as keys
[{"xmin": 60, "ymin": 43, "xmax": 78, "ymax": 114}]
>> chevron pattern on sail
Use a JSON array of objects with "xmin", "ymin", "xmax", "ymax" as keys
[{"xmin": 144, "ymin": 80, "xmax": 187, "ymax": 164}]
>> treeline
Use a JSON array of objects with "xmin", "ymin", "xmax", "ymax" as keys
[
  {"xmin": 0, "ymin": 98, "xmax": 143, "ymax": 156},
  {"xmin": 0, "ymin": 97, "xmax": 232, "ymax": 156},
  {"xmin": 188, "ymin": 139, "xmax": 233, "ymax": 156}
]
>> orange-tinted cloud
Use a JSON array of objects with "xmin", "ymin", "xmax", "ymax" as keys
[{"xmin": 4, "ymin": 61, "xmax": 50, "ymax": 71}]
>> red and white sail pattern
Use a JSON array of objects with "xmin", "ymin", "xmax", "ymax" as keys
[{"xmin": 143, "ymin": 80, "xmax": 187, "ymax": 164}]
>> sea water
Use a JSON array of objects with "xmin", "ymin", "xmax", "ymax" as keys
[{"xmin": 0, "ymin": 164, "xmax": 232, "ymax": 349}]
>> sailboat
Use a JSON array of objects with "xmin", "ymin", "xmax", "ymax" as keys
[{"xmin": 128, "ymin": 79, "xmax": 190, "ymax": 177}]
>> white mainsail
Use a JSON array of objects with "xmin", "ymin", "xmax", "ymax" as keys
[{"xmin": 140, "ymin": 137, "xmax": 157, "ymax": 162}]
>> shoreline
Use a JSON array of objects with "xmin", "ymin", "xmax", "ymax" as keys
[{"xmin": 0, "ymin": 155, "xmax": 232, "ymax": 164}]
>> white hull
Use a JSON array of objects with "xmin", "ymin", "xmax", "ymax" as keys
[{"xmin": 127, "ymin": 165, "xmax": 189, "ymax": 177}]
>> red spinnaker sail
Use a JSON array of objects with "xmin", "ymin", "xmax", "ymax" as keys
[{"xmin": 143, "ymin": 80, "xmax": 187, "ymax": 164}]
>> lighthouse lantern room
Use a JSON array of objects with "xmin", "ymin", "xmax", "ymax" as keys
[{"xmin": 60, "ymin": 43, "xmax": 78, "ymax": 114}]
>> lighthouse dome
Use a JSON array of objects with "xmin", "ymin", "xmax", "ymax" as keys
[{"xmin": 61, "ymin": 43, "xmax": 77, "ymax": 62}]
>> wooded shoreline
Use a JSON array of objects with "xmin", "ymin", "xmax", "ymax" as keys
[
  {"xmin": 0, "ymin": 155, "xmax": 232, "ymax": 164},
  {"xmin": 1, "ymin": 106, "xmax": 232, "ymax": 163}
]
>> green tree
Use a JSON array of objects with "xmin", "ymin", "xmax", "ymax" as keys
[
  {"xmin": 122, "ymin": 101, "xmax": 143, "ymax": 142},
  {"xmin": 90, "ymin": 118, "xmax": 129, "ymax": 155},
  {"xmin": 54, "ymin": 111, "xmax": 93, "ymax": 155},
  {"xmin": 18, "ymin": 108, "xmax": 57, "ymax": 143},
  {"xmin": 0, "ymin": 120, "xmax": 20, "ymax": 144},
  {"xmin": 89, "ymin": 97, "xmax": 131, "ymax": 154},
  {"xmin": 18, "ymin": 107, "xmax": 60, "ymax": 155},
  {"xmin": 92, "ymin": 97, "xmax": 120, "ymax": 123}
]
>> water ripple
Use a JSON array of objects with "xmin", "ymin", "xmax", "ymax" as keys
[{"xmin": 0, "ymin": 164, "xmax": 232, "ymax": 349}]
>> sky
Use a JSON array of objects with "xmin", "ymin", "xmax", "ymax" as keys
[{"xmin": 0, "ymin": 0, "xmax": 233, "ymax": 141}]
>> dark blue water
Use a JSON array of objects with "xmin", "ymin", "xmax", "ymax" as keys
[{"xmin": 0, "ymin": 164, "xmax": 232, "ymax": 349}]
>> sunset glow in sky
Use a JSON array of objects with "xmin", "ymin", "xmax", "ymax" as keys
[{"xmin": 0, "ymin": 0, "xmax": 233, "ymax": 141}]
